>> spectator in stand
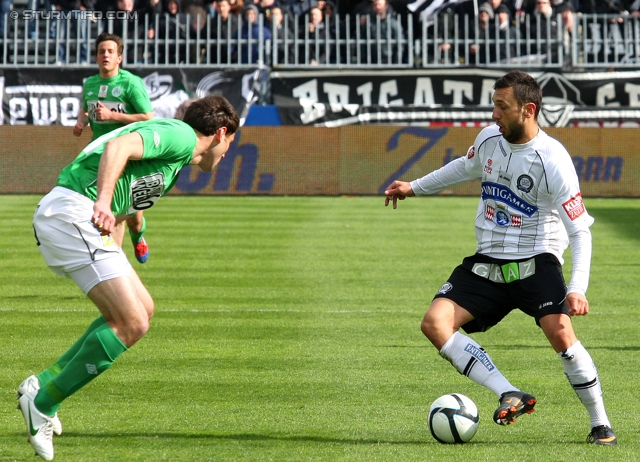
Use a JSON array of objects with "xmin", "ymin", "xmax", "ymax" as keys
[
  {"xmin": 234, "ymin": 4, "xmax": 272, "ymax": 63},
  {"xmin": 51, "ymin": 0, "xmax": 93, "ymax": 64},
  {"xmin": 259, "ymin": 0, "xmax": 280, "ymax": 18},
  {"xmin": 157, "ymin": 0, "xmax": 189, "ymax": 63},
  {"xmin": 228, "ymin": 0, "xmax": 245, "ymax": 15},
  {"xmin": 209, "ymin": 0, "xmax": 238, "ymax": 63},
  {"xmin": 0, "ymin": 0, "xmax": 10, "ymax": 38},
  {"xmin": 322, "ymin": 0, "xmax": 343, "ymax": 38},
  {"xmin": 307, "ymin": 5, "xmax": 326, "ymax": 34},
  {"xmin": 300, "ymin": 6, "xmax": 329, "ymax": 64},
  {"xmin": 360, "ymin": 0, "xmax": 401, "ymax": 64},
  {"xmin": 206, "ymin": 0, "xmax": 218, "ymax": 18},
  {"xmin": 469, "ymin": 2, "xmax": 495, "ymax": 64},
  {"xmin": 109, "ymin": 0, "xmax": 153, "ymax": 63},
  {"xmin": 555, "ymin": 1, "xmax": 574, "ymax": 34},
  {"xmin": 527, "ymin": 0, "xmax": 566, "ymax": 62},
  {"xmin": 496, "ymin": 3, "xmax": 520, "ymax": 61},
  {"xmin": 285, "ymin": 0, "xmax": 317, "ymax": 25},
  {"xmin": 182, "ymin": 0, "xmax": 209, "ymax": 31},
  {"xmin": 27, "ymin": 0, "xmax": 54, "ymax": 40},
  {"xmin": 593, "ymin": 0, "xmax": 629, "ymax": 13},
  {"xmin": 481, "ymin": 0, "xmax": 514, "ymax": 17},
  {"xmin": 515, "ymin": 0, "xmax": 571, "ymax": 15},
  {"xmin": 269, "ymin": 5, "xmax": 296, "ymax": 63},
  {"xmin": 142, "ymin": 0, "xmax": 166, "ymax": 47},
  {"xmin": 588, "ymin": 0, "xmax": 631, "ymax": 63}
]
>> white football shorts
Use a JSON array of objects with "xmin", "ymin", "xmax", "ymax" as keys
[{"xmin": 33, "ymin": 186, "xmax": 131, "ymax": 294}]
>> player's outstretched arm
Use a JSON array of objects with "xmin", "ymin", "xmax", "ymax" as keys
[{"xmin": 384, "ymin": 180, "xmax": 415, "ymax": 209}]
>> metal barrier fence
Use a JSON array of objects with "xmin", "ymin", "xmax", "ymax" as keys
[{"xmin": 1, "ymin": 11, "xmax": 639, "ymax": 69}]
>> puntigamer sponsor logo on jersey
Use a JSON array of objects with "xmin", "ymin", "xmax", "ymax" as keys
[
  {"xmin": 562, "ymin": 193, "xmax": 586, "ymax": 221},
  {"xmin": 481, "ymin": 182, "xmax": 538, "ymax": 217}
]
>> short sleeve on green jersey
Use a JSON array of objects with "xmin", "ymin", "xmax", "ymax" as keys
[{"xmin": 134, "ymin": 121, "xmax": 197, "ymax": 163}]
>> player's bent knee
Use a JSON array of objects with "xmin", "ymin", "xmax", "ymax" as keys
[
  {"xmin": 421, "ymin": 314, "xmax": 442, "ymax": 343},
  {"xmin": 119, "ymin": 317, "xmax": 150, "ymax": 347}
]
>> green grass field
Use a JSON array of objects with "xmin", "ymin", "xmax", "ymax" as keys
[{"xmin": 1, "ymin": 195, "xmax": 639, "ymax": 461}]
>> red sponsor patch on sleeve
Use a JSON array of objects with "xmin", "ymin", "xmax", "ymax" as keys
[
  {"xmin": 562, "ymin": 193, "xmax": 586, "ymax": 221},
  {"xmin": 467, "ymin": 146, "xmax": 475, "ymax": 159}
]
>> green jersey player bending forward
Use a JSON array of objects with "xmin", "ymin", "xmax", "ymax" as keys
[{"xmin": 18, "ymin": 96, "xmax": 239, "ymax": 461}]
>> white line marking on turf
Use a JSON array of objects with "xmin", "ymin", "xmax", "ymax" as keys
[{"xmin": 0, "ymin": 307, "xmax": 418, "ymax": 314}]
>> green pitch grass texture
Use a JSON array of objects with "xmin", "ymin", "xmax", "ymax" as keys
[{"xmin": 1, "ymin": 196, "xmax": 638, "ymax": 461}]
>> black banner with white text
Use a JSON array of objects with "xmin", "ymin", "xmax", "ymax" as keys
[
  {"xmin": 0, "ymin": 67, "xmax": 264, "ymax": 127},
  {"xmin": 271, "ymin": 69, "xmax": 640, "ymax": 127}
]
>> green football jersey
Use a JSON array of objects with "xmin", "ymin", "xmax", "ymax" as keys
[
  {"xmin": 57, "ymin": 119, "xmax": 197, "ymax": 216},
  {"xmin": 82, "ymin": 69, "xmax": 153, "ymax": 141}
]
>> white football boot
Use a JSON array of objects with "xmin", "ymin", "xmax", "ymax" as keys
[
  {"xmin": 17, "ymin": 376, "xmax": 63, "ymax": 435},
  {"xmin": 18, "ymin": 390, "xmax": 55, "ymax": 461}
]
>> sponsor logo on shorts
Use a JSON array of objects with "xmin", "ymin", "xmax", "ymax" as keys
[
  {"xmin": 464, "ymin": 344, "xmax": 495, "ymax": 371},
  {"xmin": 562, "ymin": 193, "xmax": 586, "ymax": 221},
  {"xmin": 538, "ymin": 301, "xmax": 553, "ymax": 309},
  {"xmin": 437, "ymin": 282, "xmax": 453, "ymax": 295}
]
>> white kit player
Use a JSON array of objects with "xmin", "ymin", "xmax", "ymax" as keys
[{"xmin": 384, "ymin": 70, "xmax": 617, "ymax": 445}]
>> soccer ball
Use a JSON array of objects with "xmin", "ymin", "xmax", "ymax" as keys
[{"xmin": 428, "ymin": 393, "xmax": 479, "ymax": 444}]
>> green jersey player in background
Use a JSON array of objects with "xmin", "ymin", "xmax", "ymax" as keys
[
  {"xmin": 73, "ymin": 33, "xmax": 154, "ymax": 264},
  {"xmin": 18, "ymin": 96, "xmax": 239, "ymax": 461}
]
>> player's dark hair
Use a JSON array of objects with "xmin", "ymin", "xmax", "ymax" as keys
[
  {"xmin": 173, "ymin": 98, "xmax": 198, "ymax": 120},
  {"xmin": 494, "ymin": 70, "xmax": 542, "ymax": 120},
  {"xmin": 182, "ymin": 96, "xmax": 240, "ymax": 136},
  {"xmin": 95, "ymin": 33, "xmax": 124, "ymax": 56}
]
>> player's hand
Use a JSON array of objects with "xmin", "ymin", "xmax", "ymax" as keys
[
  {"xmin": 94, "ymin": 101, "xmax": 112, "ymax": 121},
  {"xmin": 384, "ymin": 180, "xmax": 415, "ymax": 209},
  {"xmin": 92, "ymin": 200, "xmax": 116, "ymax": 235},
  {"xmin": 73, "ymin": 121, "xmax": 85, "ymax": 137},
  {"xmin": 566, "ymin": 292, "xmax": 589, "ymax": 316}
]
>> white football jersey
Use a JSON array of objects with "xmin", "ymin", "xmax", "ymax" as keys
[{"xmin": 412, "ymin": 124, "xmax": 594, "ymax": 264}]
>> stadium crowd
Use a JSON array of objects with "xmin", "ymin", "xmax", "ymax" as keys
[{"xmin": 2, "ymin": 0, "xmax": 640, "ymax": 65}]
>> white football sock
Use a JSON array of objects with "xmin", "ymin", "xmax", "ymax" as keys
[
  {"xmin": 439, "ymin": 332, "xmax": 517, "ymax": 397},
  {"xmin": 559, "ymin": 340, "xmax": 611, "ymax": 428}
]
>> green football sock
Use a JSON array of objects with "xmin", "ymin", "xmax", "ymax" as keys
[
  {"xmin": 34, "ymin": 323, "xmax": 127, "ymax": 416},
  {"xmin": 36, "ymin": 316, "xmax": 108, "ymax": 387},
  {"xmin": 129, "ymin": 216, "xmax": 146, "ymax": 245}
]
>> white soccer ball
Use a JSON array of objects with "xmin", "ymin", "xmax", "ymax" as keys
[{"xmin": 428, "ymin": 393, "xmax": 479, "ymax": 444}]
